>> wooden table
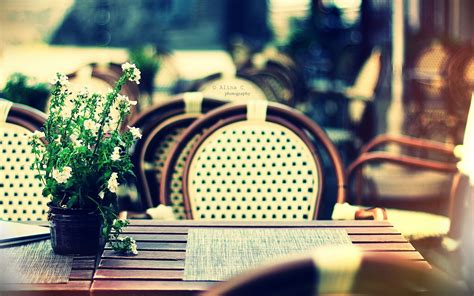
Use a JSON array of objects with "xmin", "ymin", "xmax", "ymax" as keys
[{"xmin": 90, "ymin": 220, "xmax": 429, "ymax": 296}]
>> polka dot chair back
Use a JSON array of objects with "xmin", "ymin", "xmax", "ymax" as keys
[
  {"xmin": 0, "ymin": 100, "xmax": 48, "ymax": 221},
  {"xmin": 131, "ymin": 94, "xmax": 226, "ymax": 212},
  {"xmin": 162, "ymin": 101, "xmax": 345, "ymax": 221}
]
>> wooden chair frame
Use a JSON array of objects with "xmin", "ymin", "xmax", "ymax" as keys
[
  {"xmin": 6, "ymin": 103, "xmax": 46, "ymax": 133},
  {"xmin": 132, "ymin": 96, "xmax": 226, "ymax": 209},
  {"xmin": 345, "ymin": 134, "xmax": 459, "ymax": 215},
  {"xmin": 161, "ymin": 102, "xmax": 345, "ymax": 220}
]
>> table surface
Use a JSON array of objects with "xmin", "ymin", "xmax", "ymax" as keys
[{"xmin": 2, "ymin": 220, "xmax": 429, "ymax": 296}]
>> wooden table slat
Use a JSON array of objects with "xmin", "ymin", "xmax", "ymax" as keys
[
  {"xmin": 120, "ymin": 233, "xmax": 407, "ymax": 243},
  {"xmin": 125, "ymin": 220, "xmax": 393, "ymax": 227},
  {"xmin": 94, "ymin": 269, "xmax": 184, "ymax": 280},
  {"xmin": 101, "ymin": 250, "xmax": 186, "ymax": 260},
  {"xmin": 69, "ymin": 270, "xmax": 95, "ymax": 280},
  {"xmin": 2, "ymin": 281, "xmax": 92, "ymax": 296},
  {"xmin": 91, "ymin": 280, "xmax": 213, "ymax": 294},
  {"xmin": 72, "ymin": 259, "xmax": 96, "ymax": 269},
  {"xmin": 99, "ymin": 259, "xmax": 184, "ymax": 270},
  {"xmin": 122, "ymin": 226, "xmax": 401, "ymax": 235},
  {"xmin": 101, "ymin": 249, "xmax": 425, "ymax": 261}
]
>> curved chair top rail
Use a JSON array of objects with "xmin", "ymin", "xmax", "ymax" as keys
[
  {"xmin": 360, "ymin": 134, "xmax": 456, "ymax": 156},
  {"xmin": 257, "ymin": 52, "xmax": 306, "ymax": 97},
  {"xmin": 5, "ymin": 102, "xmax": 46, "ymax": 132},
  {"xmin": 237, "ymin": 67, "xmax": 296, "ymax": 106},
  {"xmin": 133, "ymin": 94, "xmax": 228, "ymax": 209},
  {"xmin": 130, "ymin": 94, "xmax": 226, "ymax": 135},
  {"xmin": 160, "ymin": 101, "xmax": 345, "ymax": 217},
  {"xmin": 203, "ymin": 247, "xmax": 467, "ymax": 296}
]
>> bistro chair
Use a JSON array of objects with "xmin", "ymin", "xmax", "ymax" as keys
[
  {"xmin": 237, "ymin": 50, "xmax": 307, "ymax": 107},
  {"xmin": 238, "ymin": 67, "xmax": 296, "ymax": 106},
  {"xmin": 131, "ymin": 93, "xmax": 227, "ymax": 211},
  {"xmin": 445, "ymin": 43, "xmax": 474, "ymax": 141},
  {"xmin": 0, "ymin": 99, "xmax": 48, "ymax": 221},
  {"xmin": 161, "ymin": 101, "xmax": 345, "ymax": 220},
  {"xmin": 340, "ymin": 134, "xmax": 459, "ymax": 240},
  {"xmin": 203, "ymin": 246, "xmax": 468, "ymax": 296},
  {"xmin": 405, "ymin": 40, "xmax": 458, "ymax": 143}
]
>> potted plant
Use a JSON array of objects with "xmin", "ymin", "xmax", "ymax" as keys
[{"xmin": 28, "ymin": 63, "xmax": 142, "ymax": 255}]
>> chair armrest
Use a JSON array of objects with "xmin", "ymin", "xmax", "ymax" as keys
[
  {"xmin": 347, "ymin": 152, "xmax": 458, "ymax": 180},
  {"xmin": 344, "ymin": 152, "xmax": 458, "ymax": 204},
  {"xmin": 361, "ymin": 134, "xmax": 456, "ymax": 155}
]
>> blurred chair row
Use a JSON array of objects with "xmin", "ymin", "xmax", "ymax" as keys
[{"xmin": 1, "ymin": 96, "xmax": 467, "ymax": 233}]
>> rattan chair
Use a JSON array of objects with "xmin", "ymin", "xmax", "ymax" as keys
[
  {"xmin": 203, "ymin": 246, "xmax": 468, "ymax": 296},
  {"xmin": 131, "ymin": 93, "xmax": 227, "ymax": 211},
  {"xmin": 346, "ymin": 134, "xmax": 458, "ymax": 212},
  {"xmin": 161, "ymin": 101, "xmax": 345, "ymax": 220},
  {"xmin": 341, "ymin": 134, "xmax": 459, "ymax": 240},
  {"xmin": 405, "ymin": 40, "xmax": 457, "ymax": 143},
  {"xmin": 241, "ymin": 50, "xmax": 307, "ymax": 106},
  {"xmin": 238, "ymin": 67, "xmax": 296, "ymax": 106},
  {"xmin": 0, "ymin": 99, "xmax": 48, "ymax": 221}
]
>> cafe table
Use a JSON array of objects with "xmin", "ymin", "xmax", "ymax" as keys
[{"xmin": 2, "ymin": 220, "xmax": 429, "ymax": 296}]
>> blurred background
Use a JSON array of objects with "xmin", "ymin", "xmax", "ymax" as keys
[
  {"xmin": 1, "ymin": 0, "xmax": 473, "ymax": 173},
  {"xmin": 1, "ymin": 0, "xmax": 474, "ymax": 286}
]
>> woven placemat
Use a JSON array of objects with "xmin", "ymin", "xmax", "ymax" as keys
[
  {"xmin": 184, "ymin": 228, "xmax": 351, "ymax": 281},
  {"xmin": 0, "ymin": 240, "xmax": 73, "ymax": 284}
]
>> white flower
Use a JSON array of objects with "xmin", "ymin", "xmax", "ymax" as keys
[
  {"xmin": 52, "ymin": 166, "xmax": 72, "ymax": 184},
  {"xmin": 69, "ymin": 134, "xmax": 82, "ymax": 147},
  {"xmin": 111, "ymin": 147, "xmax": 121, "ymax": 161},
  {"xmin": 27, "ymin": 130, "xmax": 45, "ymax": 141},
  {"xmin": 129, "ymin": 239, "xmax": 138, "ymax": 255},
  {"xmin": 34, "ymin": 130, "xmax": 45, "ymax": 138},
  {"xmin": 49, "ymin": 73, "xmax": 69, "ymax": 86},
  {"xmin": 116, "ymin": 94, "xmax": 136, "ymax": 112},
  {"xmin": 54, "ymin": 135, "xmax": 62, "ymax": 143},
  {"xmin": 49, "ymin": 73, "xmax": 70, "ymax": 92},
  {"xmin": 98, "ymin": 191, "xmax": 105, "ymax": 199},
  {"xmin": 84, "ymin": 119, "xmax": 100, "ymax": 135},
  {"xmin": 127, "ymin": 126, "xmax": 142, "ymax": 140},
  {"xmin": 107, "ymin": 172, "xmax": 119, "ymax": 193},
  {"xmin": 121, "ymin": 62, "xmax": 141, "ymax": 84},
  {"xmin": 61, "ymin": 98, "xmax": 75, "ymax": 119},
  {"xmin": 77, "ymin": 86, "xmax": 89, "ymax": 98},
  {"xmin": 110, "ymin": 106, "xmax": 121, "ymax": 123}
]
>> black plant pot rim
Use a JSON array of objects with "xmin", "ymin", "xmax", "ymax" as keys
[{"xmin": 47, "ymin": 202, "xmax": 100, "ymax": 215}]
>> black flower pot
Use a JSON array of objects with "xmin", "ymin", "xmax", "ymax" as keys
[{"xmin": 48, "ymin": 203, "xmax": 103, "ymax": 255}]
